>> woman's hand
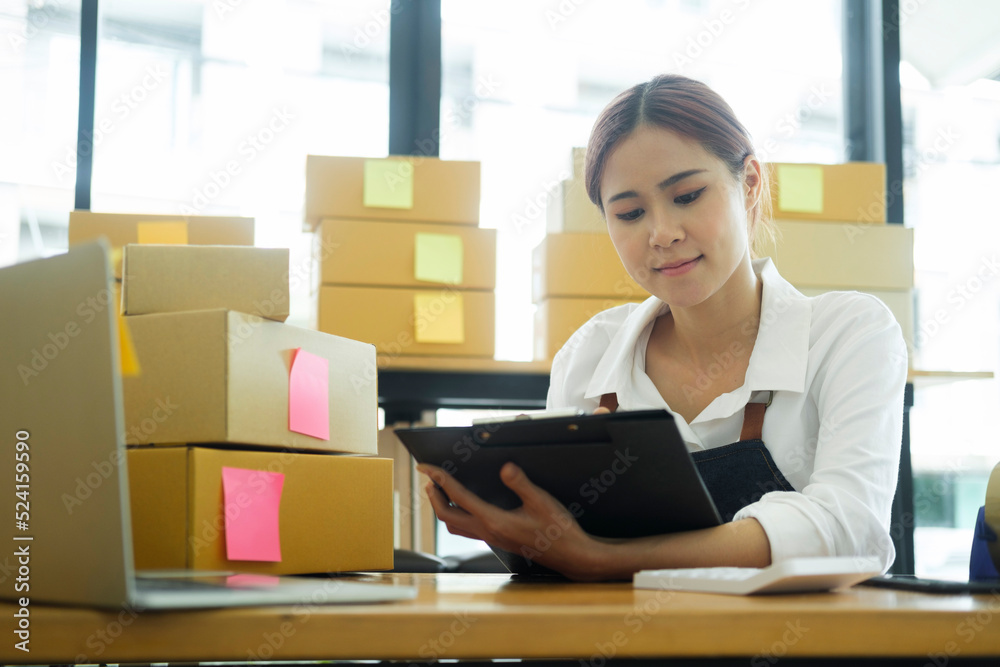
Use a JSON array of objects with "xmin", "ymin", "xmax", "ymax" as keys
[{"xmin": 416, "ymin": 462, "xmax": 614, "ymax": 581}]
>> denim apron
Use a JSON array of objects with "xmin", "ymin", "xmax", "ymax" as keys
[{"xmin": 599, "ymin": 391, "xmax": 795, "ymax": 522}]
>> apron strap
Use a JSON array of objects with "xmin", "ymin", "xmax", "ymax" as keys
[
  {"xmin": 599, "ymin": 390, "xmax": 773, "ymax": 441},
  {"xmin": 599, "ymin": 392, "xmax": 619, "ymax": 413},
  {"xmin": 739, "ymin": 391, "xmax": 774, "ymax": 441}
]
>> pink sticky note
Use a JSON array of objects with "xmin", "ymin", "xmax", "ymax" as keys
[
  {"xmin": 288, "ymin": 348, "xmax": 330, "ymax": 440},
  {"xmin": 221, "ymin": 467, "xmax": 284, "ymax": 562},
  {"xmin": 226, "ymin": 573, "xmax": 281, "ymax": 588}
]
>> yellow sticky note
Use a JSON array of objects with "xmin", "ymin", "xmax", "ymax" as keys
[
  {"xmin": 777, "ymin": 165, "xmax": 824, "ymax": 214},
  {"xmin": 414, "ymin": 233, "xmax": 463, "ymax": 284},
  {"xmin": 137, "ymin": 221, "xmax": 189, "ymax": 245},
  {"xmin": 364, "ymin": 159, "xmax": 414, "ymax": 209},
  {"xmin": 117, "ymin": 313, "xmax": 141, "ymax": 377},
  {"xmin": 414, "ymin": 292, "xmax": 464, "ymax": 344}
]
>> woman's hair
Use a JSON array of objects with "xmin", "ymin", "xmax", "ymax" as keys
[{"xmin": 584, "ymin": 74, "xmax": 774, "ymax": 256}]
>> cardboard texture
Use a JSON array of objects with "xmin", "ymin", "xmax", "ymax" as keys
[
  {"xmin": 758, "ymin": 221, "xmax": 913, "ymax": 290},
  {"xmin": 304, "ymin": 155, "xmax": 481, "ymax": 229},
  {"xmin": 535, "ymin": 296, "xmax": 646, "ymax": 361},
  {"xmin": 315, "ymin": 219, "xmax": 497, "ymax": 289},
  {"xmin": 122, "ymin": 244, "xmax": 290, "ymax": 321},
  {"xmin": 533, "ymin": 233, "xmax": 649, "ymax": 301},
  {"xmin": 122, "ymin": 309, "xmax": 377, "ymax": 454},
  {"xmin": 318, "ymin": 285, "xmax": 495, "ymax": 357},
  {"xmin": 766, "ymin": 162, "xmax": 886, "ymax": 223},
  {"xmin": 798, "ymin": 287, "xmax": 914, "ymax": 361},
  {"xmin": 127, "ymin": 446, "xmax": 393, "ymax": 574},
  {"xmin": 68, "ymin": 211, "xmax": 254, "ymax": 278},
  {"xmin": 546, "ymin": 179, "xmax": 607, "ymax": 234}
]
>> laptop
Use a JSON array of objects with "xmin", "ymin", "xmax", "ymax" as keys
[
  {"xmin": 396, "ymin": 410, "xmax": 722, "ymax": 575},
  {"xmin": 0, "ymin": 241, "xmax": 416, "ymax": 609}
]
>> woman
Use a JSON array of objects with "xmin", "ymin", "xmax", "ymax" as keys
[{"xmin": 418, "ymin": 74, "xmax": 907, "ymax": 581}]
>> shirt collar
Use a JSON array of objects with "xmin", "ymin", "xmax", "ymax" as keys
[
  {"xmin": 584, "ymin": 296, "xmax": 666, "ymax": 401},
  {"xmin": 582, "ymin": 258, "xmax": 811, "ymax": 416}
]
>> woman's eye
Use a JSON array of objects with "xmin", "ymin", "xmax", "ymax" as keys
[
  {"xmin": 675, "ymin": 186, "xmax": 707, "ymax": 205},
  {"xmin": 615, "ymin": 208, "xmax": 643, "ymax": 222}
]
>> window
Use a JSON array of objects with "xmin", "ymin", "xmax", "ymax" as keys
[
  {"xmin": 901, "ymin": 2, "xmax": 1000, "ymax": 580},
  {"xmin": 440, "ymin": 0, "xmax": 845, "ymax": 362},
  {"xmin": 0, "ymin": 0, "xmax": 82, "ymax": 265},
  {"xmin": 87, "ymin": 0, "xmax": 390, "ymax": 326}
]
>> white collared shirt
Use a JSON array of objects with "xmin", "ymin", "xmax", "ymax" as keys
[{"xmin": 547, "ymin": 258, "xmax": 908, "ymax": 570}]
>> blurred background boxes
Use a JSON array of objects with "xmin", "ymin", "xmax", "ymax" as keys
[
  {"xmin": 122, "ymin": 244, "xmax": 290, "ymax": 321},
  {"xmin": 122, "ymin": 309, "xmax": 377, "ymax": 454},
  {"xmin": 314, "ymin": 218, "xmax": 496, "ymax": 290},
  {"xmin": 767, "ymin": 162, "xmax": 886, "ymax": 223},
  {"xmin": 304, "ymin": 155, "xmax": 480, "ymax": 230},
  {"xmin": 533, "ymin": 232, "xmax": 648, "ymax": 302},
  {"xmin": 546, "ymin": 178, "xmax": 606, "ymax": 234},
  {"xmin": 318, "ymin": 285, "xmax": 495, "ymax": 358},
  {"xmin": 535, "ymin": 296, "xmax": 646, "ymax": 361},
  {"xmin": 759, "ymin": 220, "xmax": 913, "ymax": 290},
  {"xmin": 68, "ymin": 211, "xmax": 255, "ymax": 278},
  {"xmin": 128, "ymin": 446, "xmax": 393, "ymax": 574}
]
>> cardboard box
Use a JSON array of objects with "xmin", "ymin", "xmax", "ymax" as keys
[
  {"xmin": 546, "ymin": 179, "xmax": 607, "ymax": 234},
  {"xmin": 535, "ymin": 297, "xmax": 646, "ymax": 361},
  {"xmin": 767, "ymin": 162, "xmax": 886, "ymax": 223},
  {"xmin": 798, "ymin": 287, "xmax": 914, "ymax": 362},
  {"xmin": 533, "ymin": 233, "xmax": 649, "ymax": 301},
  {"xmin": 758, "ymin": 221, "xmax": 913, "ymax": 290},
  {"xmin": 318, "ymin": 285, "xmax": 495, "ymax": 357},
  {"xmin": 127, "ymin": 446, "xmax": 392, "ymax": 574},
  {"xmin": 305, "ymin": 155, "xmax": 480, "ymax": 230},
  {"xmin": 122, "ymin": 309, "xmax": 377, "ymax": 454},
  {"xmin": 315, "ymin": 219, "xmax": 496, "ymax": 290},
  {"xmin": 69, "ymin": 211, "xmax": 255, "ymax": 278},
  {"xmin": 122, "ymin": 244, "xmax": 290, "ymax": 321}
]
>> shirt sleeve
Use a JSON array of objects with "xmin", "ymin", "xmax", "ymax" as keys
[{"xmin": 734, "ymin": 293, "xmax": 908, "ymax": 571}]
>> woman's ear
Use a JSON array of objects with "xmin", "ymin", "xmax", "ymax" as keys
[{"xmin": 742, "ymin": 155, "xmax": 763, "ymax": 210}]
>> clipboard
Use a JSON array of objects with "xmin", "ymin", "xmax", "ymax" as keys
[{"xmin": 395, "ymin": 409, "xmax": 722, "ymax": 576}]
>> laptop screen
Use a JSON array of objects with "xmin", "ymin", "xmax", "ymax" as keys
[{"xmin": 0, "ymin": 242, "xmax": 134, "ymax": 607}]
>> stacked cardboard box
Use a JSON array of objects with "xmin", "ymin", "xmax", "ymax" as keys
[
  {"xmin": 116, "ymin": 243, "xmax": 392, "ymax": 574},
  {"xmin": 534, "ymin": 148, "xmax": 649, "ymax": 361},
  {"xmin": 307, "ymin": 155, "xmax": 496, "ymax": 360},
  {"xmin": 762, "ymin": 162, "xmax": 915, "ymax": 358},
  {"xmin": 68, "ymin": 211, "xmax": 256, "ymax": 325}
]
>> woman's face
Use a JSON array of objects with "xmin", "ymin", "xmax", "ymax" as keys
[{"xmin": 599, "ymin": 124, "xmax": 758, "ymax": 311}]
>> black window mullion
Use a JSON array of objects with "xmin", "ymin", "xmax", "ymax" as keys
[
  {"xmin": 388, "ymin": 0, "xmax": 441, "ymax": 157},
  {"xmin": 74, "ymin": 0, "xmax": 99, "ymax": 211}
]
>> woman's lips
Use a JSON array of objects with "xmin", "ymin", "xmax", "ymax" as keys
[{"xmin": 654, "ymin": 255, "xmax": 702, "ymax": 276}]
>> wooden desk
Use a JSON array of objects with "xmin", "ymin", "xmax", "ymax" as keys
[{"xmin": 5, "ymin": 573, "xmax": 1000, "ymax": 665}]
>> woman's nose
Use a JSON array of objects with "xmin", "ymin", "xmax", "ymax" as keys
[{"xmin": 648, "ymin": 209, "xmax": 684, "ymax": 248}]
